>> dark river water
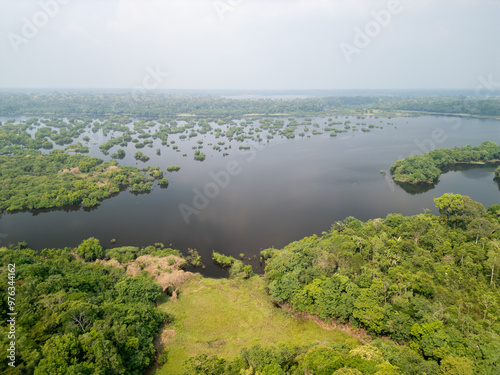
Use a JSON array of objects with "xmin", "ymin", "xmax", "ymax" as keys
[{"xmin": 1, "ymin": 115, "xmax": 499, "ymax": 276}]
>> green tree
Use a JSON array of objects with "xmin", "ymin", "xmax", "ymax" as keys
[
  {"xmin": 34, "ymin": 334, "xmax": 82, "ymax": 375},
  {"xmin": 439, "ymin": 355, "xmax": 474, "ymax": 375},
  {"xmin": 485, "ymin": 240, "xmax": 500, "ymax": 285},
  {"xmin": 76, "ymin": 237, "xmax": 104, "ymax": 261},
  {"xmin": 79, "ymin": 330, "xmax": 124, "ymax": 374},
  {"xmin": 352, "ymin": 287, "xmax": 386, "ymax": 334},
  {"xmin": 466, "ymin": 217, "xmax": 497, "ymax": 244},
  {"xmin": 298, "ymin": 345, "xmax": 343, "ymax": 375},
  {"xmin": 333, "ymin": 368, "xmax": 363, "ymax": 375},
  {"xmin": 182, "ymin": 354, "xmax": 228, "ymax": 375},
  {"xmin": 241, "ymin": 344, "xmax": 294, "ymax": 374},
  {"xmin": 434, "ymin": 193, "xmax": 464, "ymax": 221},
  {"xmin": 115, "ymin": 274, "xmax": 162, "ymax": 304}
]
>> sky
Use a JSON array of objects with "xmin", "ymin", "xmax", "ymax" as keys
[{"xmin": 0, "ymin": 0, "xmax": 499, "ymax": 90}]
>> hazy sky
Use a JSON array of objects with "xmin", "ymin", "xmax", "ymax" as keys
[{"xmin": 0, "ymin": 0, "xmax": 499, "ymax": 90}]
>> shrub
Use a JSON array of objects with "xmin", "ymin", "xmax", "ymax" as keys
[
  {"xmin": 212, "ymin": 251, "xmax": 236, "ymax": 267},
  {"xmin": 76, "ymin": 237, "xmax": 104, "ymax": 261}
]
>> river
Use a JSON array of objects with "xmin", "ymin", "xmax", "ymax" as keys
[{"xmin": 0, "ymin": 114, "xmax": 499, "ymax": 276}]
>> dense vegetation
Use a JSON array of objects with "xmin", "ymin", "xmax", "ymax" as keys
[
  {"xmin": 390, "ymin": 141, "xmax": 500, "ymax": 184},
  {"xmin": 256, "ymin": 194, "xmax": 500, "ymax": 374},
  {"xmin": 0, "ymin": 240, "xmax": 173, "ymax": 374},
  {"xmin": 180, "ymin": 339, "xmax": 462, "ymax": 375},
  {"xmin": 382, "ymin": 97, "xmax": 500, "ymax": 117},
  {"xmin": 0, "ymin": 149, "xmax": 158, "ymax": 212},
  {"xmin": 1, "ymin": 92, "xmax": 499, "ymax": 118}
]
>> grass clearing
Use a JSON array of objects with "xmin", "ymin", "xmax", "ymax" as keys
[{"xmin": 154, "ymin": 275, "xmax": 360, "ymax": 374}]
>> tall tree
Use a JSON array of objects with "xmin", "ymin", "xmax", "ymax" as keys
[{"xmin": 485, "ymin": 240, "xmax": 500, "ymax": 285}]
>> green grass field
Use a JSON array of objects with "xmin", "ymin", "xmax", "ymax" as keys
[{"xmin": 154, "ymin": 274, "xmax": 360, "ymax": 374}]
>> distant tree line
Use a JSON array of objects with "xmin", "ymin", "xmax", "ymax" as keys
[{"xmin": 1, "ymin": 92, "xmax": 499, "ymax": 118}]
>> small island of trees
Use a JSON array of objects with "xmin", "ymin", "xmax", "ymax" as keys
[
  {"xmin": 167, "ymin": 165, "xmax": 181, "ymax": 172},
  {"xmin": 390, "ymin": 141, "xmax": 500, "ymax": 184},
  {"xmin": 194, "ymin": 150, "xmax": 206, "ymax": 161},
  {"xmin": 134, "ymin": 150, "xmax": 150, "ymax": 162}
]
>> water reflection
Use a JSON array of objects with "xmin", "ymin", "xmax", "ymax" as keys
[
  {"xmin": 394, "ymin": 180, "xmax": 437, "ymax": 195},
  {"xmin": 442, "ymin": 162, "xmax": 500, "ymax": 176},
  {"xmin": 394, "ymin": 163, "xmax": 500, "ymax": 195},
  {"xmin": 1, "ymin": 115, "xmax": 499, "ymax": 277},
  {"xmin": 30, "ymin": 204, "xmax": 82, "ymax": 216}
]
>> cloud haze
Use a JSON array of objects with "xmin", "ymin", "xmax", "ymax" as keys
[{"xmin": 0, "ymin": 0, "xmax": 498, "ymax": 90}]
